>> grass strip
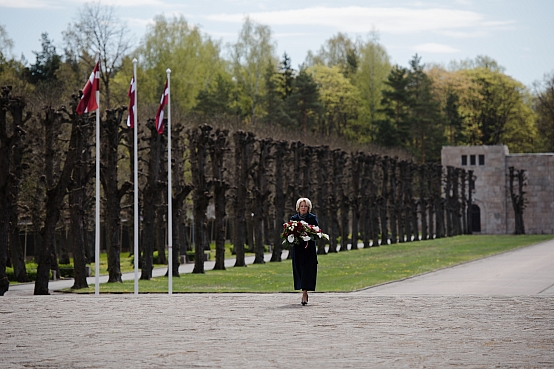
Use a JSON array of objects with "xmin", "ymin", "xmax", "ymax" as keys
[{"xmin": 64, "ymin": 234, "xmax": 554, "ymax": 294}]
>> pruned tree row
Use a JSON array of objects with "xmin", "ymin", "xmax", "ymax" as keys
[{"xmin": 0, "ymin": 86, "xmax": 482, "ymax": 295}]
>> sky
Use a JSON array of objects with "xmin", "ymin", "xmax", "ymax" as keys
[{"xmin": 1, "ymin": 0, "xmax": 553, "ymax": 88}]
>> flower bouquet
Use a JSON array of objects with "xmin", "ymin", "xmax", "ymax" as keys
[{"xmin": 281, "ymin": 220, "xmax": 330, "ymax": 248}]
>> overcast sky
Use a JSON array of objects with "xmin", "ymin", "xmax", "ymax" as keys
[{"xmin": 1, "ymin": 0, "xmax": 553, "ymax": 87}]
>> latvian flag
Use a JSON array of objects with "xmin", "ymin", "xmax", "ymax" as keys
[
  {"xmin": 155, "ymin": 79, "xmax": 169, "ymax": 134},
  {"xmin": 127, "ymin": 77, "xmax": 136, "ymax": 128},
  {"xmin": 76, "ymin": 61, "xmax": 100, "ymax": 115}
]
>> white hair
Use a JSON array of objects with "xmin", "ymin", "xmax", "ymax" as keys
[{"xmin": 295, "ymin": 197, "xmax": 312, "ymax": 212}]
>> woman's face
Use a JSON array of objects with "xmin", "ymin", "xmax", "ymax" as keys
[{"xmin": 299, "ymin": 201, "xmax": 309, "ymax": 215}]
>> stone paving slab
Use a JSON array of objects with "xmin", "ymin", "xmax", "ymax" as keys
[{"xmin": 1, "ymin": 294, "xmax": 553, "ymax": 368}]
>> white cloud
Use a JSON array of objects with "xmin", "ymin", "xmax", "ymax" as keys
[
  {"xmin": 0, "ymin": 0, "xmax": 61, "ymax": 8},
  {"xmin": 412, "ymin": 43, "xmax": 461, "ymax": 54},
  {"xmin": 206, "ymin": 6, "xmax": 499, "ymax": 35},
  {"xmin": 0, "ymin": 0, "xmax": 166, "ymax": 9}
]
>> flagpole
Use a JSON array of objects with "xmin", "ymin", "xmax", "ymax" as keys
[
  {"xmin": 133, "ymin": 58, "xmax": 139, "ymax": 295},
  {"xmin": 166, "ymin": 68, "xmax": 172, "ymax": 295},
  {"xmin": 95, "ymin": 85, "xmax": 100, "ymax": 295}
]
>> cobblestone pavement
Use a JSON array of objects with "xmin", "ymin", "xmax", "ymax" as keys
[{"xmin": 2, "ymin": 293, "xmax": 553, "ymax": 368}]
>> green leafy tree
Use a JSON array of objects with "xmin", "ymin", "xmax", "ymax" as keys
[
  {"xmin": 534, "ymin": 72, "xmax": 554, "ymax": 152},
  {"xmin": 305, "ymin": 32, "xmax": 358, "ymax": 79},
  {"xmin": 353, "ymin": 34, "xmax": 391, "ymax": 143},
  {"xmin": 308, "ymin": 64, "xmax": 360, "ymax": 137},
  {"xmin": 461, "ymin": 65, "xmax": 537, "ymax": 151},
  {"xmin": 427, "ymin": 65, "xmax": 478, "ymax": 145},
  {"xmin": 230, "ymin": 16, "xmax": 277, "ymax": 124},
  {"xmin": 129, "ymin": 15, "xmax": 225, "ymax": 112}
]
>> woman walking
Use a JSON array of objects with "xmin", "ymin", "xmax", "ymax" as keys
[{"xmin": 289, "ymin": 197, "xmax": 319, "ymax": 305}]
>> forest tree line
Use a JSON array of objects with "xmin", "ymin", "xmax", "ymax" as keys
[{"xmin": 0, "ymin": 3, "xmax": 551, "ymax": 295}]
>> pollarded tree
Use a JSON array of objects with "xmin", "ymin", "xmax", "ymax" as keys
[
  {"xmin": 350, "ymin": 152, "xmax": 362, "ymax": 249},
  {"xmin": 388, "ymin": 157, "xmax": 399, "ymax": 244},
  {"xmin": 378, "ymin": 156, "xmax": 390, "ymax": 245},
  {"xmin": 66, "ymin": 100, "xmax": 95, "ymax": 290},
  {"xmin": 34, "ymin": 97, "xmax": 92, "ymax": 295},
  {"xmin": 251, "ymin": 138, "xmax": 272, "ymax": 264},
  {"xmin": 5, "ymin": 89, "xmax": 31, "ymax": 284},
  {"xmin": 0, "ymin": 87, "xmax": 29, "ymax": 295},
  {"xmin": 140, "ymin": 120, "xmax": 166, "ymax": 280},
  {"xmin": 208, "ymin": 128, "xmax": 230, "ymax": 270},
  {"xmin": 232, "ymin": 130, "xmax": 255, "ymax": 267},
  {"xmin": 271, "ymin": 140, "xmax": 288, "ymax": 262},
  {"xmin": 315, "ymin": 146, "xmax": 330, "ymax": 255},
  {"xmin": 168, "ymin": 124, "xmax": 193, "ymax": 275},
  {"xmin": 100, "ymin": 107, "xmax": 131, "ymax": 283},
  {"xmin": 187, "ymin": 124, "xmax": 213, "ymax": 274}
]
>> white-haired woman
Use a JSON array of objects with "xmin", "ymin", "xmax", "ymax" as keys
[{"xmin": 290, "ymin": 197, "xmax": 319, "ymax": 305}]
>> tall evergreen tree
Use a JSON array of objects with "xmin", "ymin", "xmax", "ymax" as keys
[
  {"xmin": 379, "ymin": 66, "xmax": 410, "ymax": 147},
  {"xmin": 407, "ymin": 54, "xmax": 444, "ymax": 162},
  {"xmin": 288, "ymin": 68, "xmax": 321, "ymax": 133}
]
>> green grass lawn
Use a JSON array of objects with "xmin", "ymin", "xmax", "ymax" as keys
[{"xmin": 65, "ymin": 234, "xmax": 554, "ymax": 294}]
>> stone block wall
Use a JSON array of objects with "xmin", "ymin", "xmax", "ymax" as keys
[
  {"xmin": 442, "ymin": 145, "xmax": 508, "ymax": 234},
  {"xmin": 442, "ymin": 145, "xmax": 554, "ymax": 235},
  {"xmin": 506, "ymin": 154, "xmax": 554, "ymax": 234}
]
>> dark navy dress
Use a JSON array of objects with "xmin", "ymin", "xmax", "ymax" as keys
[{"xmin": 290, "ymin": 213, "xmax": 319, "ymax": 291}]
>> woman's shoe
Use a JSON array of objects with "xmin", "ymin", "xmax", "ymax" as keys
[{"xmin": 301, "ymin": 300, "xmax": 307, "ymax": 306}]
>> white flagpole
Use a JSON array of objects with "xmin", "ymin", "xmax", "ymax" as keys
[
  {"xmin": 166, "ymin": 68, "xmax": 172, "ymax": 295},
  {"xmin": 95, "ymin": 75, "xmax": 100, "ymax": 295},
  {"xmin": 133, "ymin": 59, "xmax": 139, "ymax": 295}
]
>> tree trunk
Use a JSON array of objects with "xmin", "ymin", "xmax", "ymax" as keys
[
  {"xmin": 419, "ymin": 164, "xmax": 428, "ymax": 240},
  {"xmin": 232, "ymin": 131, "xmax": 245, "ymax": 266},
  {"xmin": 68, "ymin": 106, "xmax": 95, "ymax": 289},
  {"xmin": 389, "ymin": 158, "xmax": 398, "ymax": 244},
  {"xmin": 315, "ymin": 146, "xmax": 329, "ymax": 255},
  {"xmin": 252, "ymin": 139, "xmax": 271, "ymax": 264},
  {"xmin": 101, "ymin": 108, "xmax": 129, "ymax": 283},
  {"xmin": 141, "ymin": 120, "xmax": 164, "ymax": 280},
  {"xmin": 188, "ymin": 124, "xmax": 213, "ymax": 274},
  {"xmin": 445, "ymin": 166, "xmax": 453, "ymax": 237},
  {"xmin": 337, "ymin": 152, "xmax": 349, "ymax": 252},
  {"xmin": 35, "ymin": 102, "xmax": 82, "ymax": 295},
  {"xmin": 350, "ymin": 152, "xmax": 361, "ymax": 250},
  {"xmin": 209, "ymin": 129, "xmax": 229, "ymax": 270},
  {"xmin": 6, "ymin": 94, "xmax": 29, "ymax": 283},
  {"xmin": 379, "ymin": 157, "xmax": 390, "ymax": 246},
  {"xmin": 271, "ymin": 141, "xmax": 288, "ymax": 261}
]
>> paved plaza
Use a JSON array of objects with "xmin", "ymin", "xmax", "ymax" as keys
[{"xmin": 2, "ymin": 240, "xmax": 554, "ymax": 368}]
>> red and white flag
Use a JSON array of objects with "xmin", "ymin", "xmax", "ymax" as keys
[
  {"xmin": 76, "ymin": 61, "xmax": 100, "ymax": 115},
  {"xmin": 155, "ymin": 79, "xmax": 169, "ymax": 134},
  {"xmin": 127, "ymin": 77, "xmax": 136, "ymax": 128}
]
